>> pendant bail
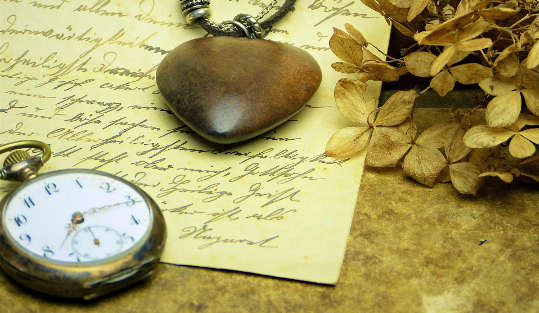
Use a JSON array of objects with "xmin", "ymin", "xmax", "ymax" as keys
[
  {"xmin": 222, "ymin": 14, "xmax": 264, "ymax": 39},
  {"xmin": 180, "ymin": 0, "xmax": 211, "ymax": 25}
]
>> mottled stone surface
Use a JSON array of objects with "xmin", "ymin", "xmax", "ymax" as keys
[
  {"xmin": 0, "ymin": 110, "xmax": 537, "ymax": 312},
  {"xmin": 156, "ymin": 37, "xmax": 322, "ymax": 144}
]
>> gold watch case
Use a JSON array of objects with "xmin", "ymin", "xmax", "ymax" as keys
[{"xmin": 0, "ymin": 169, "xmax": 167, "ymax": 300}]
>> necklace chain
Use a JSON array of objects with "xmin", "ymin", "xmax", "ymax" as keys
[{"xmin": 255, "ymin": 0, "xmax": 279, "ymax": 21}]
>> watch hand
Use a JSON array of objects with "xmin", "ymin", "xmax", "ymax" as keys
[
  {"xmin": 60, "ymin": 212, "xmax": 84, "ymax": 248},
  {"xmin": 87, "ymin": 227, "xmax": 100, "ymax": 247},
  {"xmin": 81, "ymin": 199, "xmax": 143, "ymax": 216}
]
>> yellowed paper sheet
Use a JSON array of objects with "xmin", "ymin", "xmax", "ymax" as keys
[{"xmin": 0, "ymin": 0, "xmax": 390, "ymax": 284}]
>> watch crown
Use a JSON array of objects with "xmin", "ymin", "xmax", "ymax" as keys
[{"xmin": 3, "ymin": 150, "xmax": 32, "ymax": 168}]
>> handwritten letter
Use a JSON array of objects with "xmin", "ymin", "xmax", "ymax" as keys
[{"xmin": 0, "ymin": 0, "xmax": 390, "ymax": 284}]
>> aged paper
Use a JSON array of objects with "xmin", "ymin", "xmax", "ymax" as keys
[{"xmin": 0, "ymin": 0, "xmax": 390, "ymax": 284}]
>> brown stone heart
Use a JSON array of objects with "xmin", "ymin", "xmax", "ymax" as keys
[{"xmin": 156, "ymin": 37, "xmax": 322, "ymax": 144}]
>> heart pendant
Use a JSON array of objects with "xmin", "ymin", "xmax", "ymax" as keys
[{"xmin": 156, "ymin": 37, "xmax": 322, "ymax": 144}]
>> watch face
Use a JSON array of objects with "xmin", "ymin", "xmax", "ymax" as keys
[{"xmin": 2, "ymin": 170, "xmax": 153, "ymax": 264}]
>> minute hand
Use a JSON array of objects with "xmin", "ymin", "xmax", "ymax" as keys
[{"xmin": 81, "ymin": 198, "xmax": 143, "ymax": 216}]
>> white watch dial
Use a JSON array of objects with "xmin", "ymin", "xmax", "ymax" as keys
[{"xmin": 2, "ymin": 171, "xmax": 153, "ymax": 264}]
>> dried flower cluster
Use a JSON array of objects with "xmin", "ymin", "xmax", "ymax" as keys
[{"xmin": 326, "ymin": 0, "xmax": 539, "ymax": 195}]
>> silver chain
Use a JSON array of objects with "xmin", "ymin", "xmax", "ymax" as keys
[{"xmin": 255, "ymin": 0, "xmax": 279, "ymax": 21}]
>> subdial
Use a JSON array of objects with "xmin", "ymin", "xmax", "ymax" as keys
[{"xmin": 71, "ymin": 226, "xmax": 124, "ymax": 261}]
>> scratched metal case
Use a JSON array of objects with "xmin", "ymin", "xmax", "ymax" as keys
[{"xmin": 0, "ymin": 169, "xmax": 167, "ymax": 300}]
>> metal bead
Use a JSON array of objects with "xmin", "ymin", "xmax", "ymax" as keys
[
  {"xmin": 180, "ymin": 0, "xmax": 211, "ymax": 25},
  {"xmin": 233, "ymin": 14, "xmax": 263, "ymax": 39}
]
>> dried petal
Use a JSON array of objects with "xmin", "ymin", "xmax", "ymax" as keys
[
  {"xmin": 481, "ymin": 5, "xmax": 520, "ymax": 20},
  {"xmin": 450, "ymin": 63, "xmax": 493, "ymax": 84},
  {"xmin": 407, "ymin": 0, "xmax": 429, "ymax": 22},
  {"xmin": 366, "ymin": 127, "xmax": 412, "ymax": 167},
  {"xmin": 479, "ymin": 76, "xmax": 518, "ymax": 96},
  {"xmin": 360, "ymin": 0, "xmax": 381, "ymax": 12},
  {"xmin": 405, "ymin": 51, "xmax": 437, "ymax": 77},
  {"xmin": 455, "ymin": 0, "xmax": 491, "ymax": 16},
  {"xmin": 479, "ymin": 171, "xmax": 514, "ymax": 183},
  {"xmin": 362, "ymin": 48, "xmax": 382, "ymax": 62},
  {"xmin": 450, "ymin": 162, "xmax": 481, "ymax": 195},
  {"xmin": 495, "ymin": 52, "xmax": 520, "ymax": 77},
  {"xmin": 326, "ymin": 127, "xmax": 372, "ymax": 158},
  {"xmin": 430, "ymin": 70, "xmax": 456, "ymax": 96},
  {"xmin": 485, "ymin": 91, "xmax": 522, "ymax": 128},
  {"xmin": 379, "ymin": 0, "xmax": 409, "ymax": 22},
  {"xmin": 469, "ymin": 148, "xmax": 491, "ymax": 171},
  {"xmin": 463, "ymin": 125, "xmax": 515, "ymax": 148},
  {"xmin": 458, "ymin": 20, "xmax": 491, "ymax": 42},
  {"xmin": 522, "ymin": 67, "xmax": 539, "ymax": 90},
  {"xmin": 416, "ymin": 123, "xmax": 459, "ymax": 148},
  {"xmin": 330, "ymin": 28, "xmax": 364, "ymax": 66},
  {"xmin": 522, "ymin": 89, "xmax": 539, "ymax": 116},
  {"xmin": 446, "ymin": 128, "xmax": 472, "ymax": 163},
  {"xmin": 388, "ymin": 0, "xmax": 412, "ymax": 9},
  {"xmin": 403, "ymin": 145, "xmax": 448, "ymax": 187},
  {"xmin": 520, "ymin": 128, "xmax": 539, "ymax": 144},
  {"xmin": 527, "ymin": 41, "xmax": 539, "ymax": 69},
  {"xmin": 332, "ymin": 62, "xmax": 361, "ymax": 73},
  {"xmin": 456, "ymin": 38, "xmax": 493, "ymax": 52},
  {"xmin": 437, "ymin": 167, "xmax": 451, "ymax": 183},
  {"xmin": 396, "ymin": 118, "xmax": 418, "ymax": 141},
  {"xmin": 362, "ymin": 61, "xmax": 400, "ymax": 82},
  {"xmin": 334, "ymin": 78, "xmax": 375, "ymax": 124},
  {"xmin": 392, "ymin": 20, "xmax": 415, "ymax": 38},
  {"xmin": 419, "ymin": 12, "xmax": 479, "ymax": 45},
  {"xmin": 431, "ymin": 45, "xmax": 457, "ymax": 76},
  {"xmin": 448, "ymin": 50, "xmax": 471, "ymax": 66},
  {"xmin": 375, "ymin": 90, "xmax": 418, "ymax": 126},
  {"xmin": 494, "ymin": 44, "xmax": 518, "ymax": 67},
  {"xmin": 513, "ymin": 113, "xmax": 539, "ymax": 130},
  {"xmin": 508, "ymin": 134, "xmax": 536, "ymax": 159},
  {"xmin": 345, "ymin": 23, "xmax": 368, "ymax": 47}
]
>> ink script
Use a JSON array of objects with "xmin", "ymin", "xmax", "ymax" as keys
[{"xmin": 0, "ymin": 0, "xmax": 390, "ymax": 284}]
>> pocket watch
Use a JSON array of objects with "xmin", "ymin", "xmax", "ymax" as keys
[{"xmin": 0, "ymin": 140, "xmax": 166, "ymax": 299}]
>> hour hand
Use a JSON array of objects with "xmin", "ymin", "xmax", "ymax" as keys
[{"xmin": 60, "ymin": 212, "xmax": 85, "ymax": 248}]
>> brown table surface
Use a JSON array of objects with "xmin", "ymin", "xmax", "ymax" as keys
[{"xmin": 0, "ymin": 109, "xmax": 537, "ymax": 313}]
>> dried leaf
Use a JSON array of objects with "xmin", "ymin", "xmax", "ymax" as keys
[
  {"xmin": 479, "ymin": 171, "xmax": 514, "ymax": 183},
  {"xmin": 521, "ymin": 128, "xmax": 539, "ymax": 144},
  {"xmin": 362, "ymin": 48, "xmax": 382, "ymax": 62},
  {"xmin": 345, "ymin": 23, "xmax": 368, "ymax": 47},
  {"xmin": 332, "ymin": 62, "xmax": 360, "ymax": 73},
  {"xmin": 431, "ymin": 45, "xmax": 457, "ymax": 76},
  {"xmin": 330, "ymin": 28, "xmax": 364, "ymax": 66},
  {"xmin": 463, "ymin": 125, "xmax": 515, "ymax": 148},
  {"xmin": 450, "ymin": 63, "xmax": 493, "ymax": 84},
  {"xmin": 375, "ymin": 90, "xmax": 418, "ymax": 126},
  {"xmin": 405, "ymin": 51, "xmax": 437, "ymax": 77},
  {"xmin": 334, "ymin": 78, "xmax": 374, "ymax": 124},
  {"xmin": 513, "ymin": 113, "xmax": 539, "ymax": 130},
  {"xmin": 326, "ymin": 127, "xmax": 372, "ymax": 158},
  {"xmin": 430, "ymin": 70, "xmax": 456, "ymax": 96},
  {"xmin": 450, "ymin": 162, "xmax": 481, "ymax": 195},
  {"xmin": 379, "ymin": 0, "xmax": 409, "ymax": 22},
  {"xmin": 446, "ymin": 128, "xmax": 472, "ymax": 163},
  {"xmin": 366, "ymin": 127, "xmax": 412, "ymax": 167},
  {"xmin": 485, "ymin": 91, "xmax": 522, "ymax": 128},
  {"xmin": 495, "ymin": 52, "xmax": 520, "ymax": 77},
  {"xmin": 494, "ymin": 44, "xmax": 518, "ymax": 67},
  {"xmin": 527, "ymin": 41, "xmax": 539, "ymax": 69},
  {"xmin": 408, "ymin": 0, "xmax": 429, "ymax": 22},
  {"xmin": 457, "ymin": 38, "xmax": 493, "ymax": 53},
  {"xmin": 508, "ymin": 134, "xmax": 536, "ymax": 159},
  {"xmin": 362, "ymin": 61, "xmax": 400, "ymax": 82},
  {"xmin": 416, "ymin": 123, "xmax": 459, "ymax": 148},
  {"xmin": 479, "ymin": 76, "xmax": 518, "ymax": 96},
  {"xmin": 522, "ymin": 89, "xmax": 539, "ymax": 116},
  {"xmin": 403, "ymin": 145, "xmax": 448, "ymax": 187}
]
